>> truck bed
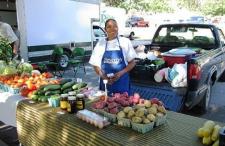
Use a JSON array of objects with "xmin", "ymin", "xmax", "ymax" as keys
[{"xmin": 130, "ymin": 82, "xmax": 185, "ymax": 112}]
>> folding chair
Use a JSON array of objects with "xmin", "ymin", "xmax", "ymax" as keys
[
  {"xmin": 68, "ymin": 47, "xmax": 86, "ymax": 77},
  {"xmin": 44, "ymin": 47, "xmax": 66, "ymax": 77}
]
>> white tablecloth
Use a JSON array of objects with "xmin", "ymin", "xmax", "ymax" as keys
[{"xmin": 0, "ymin": 92, "xmax": 24, "ymax": 127}]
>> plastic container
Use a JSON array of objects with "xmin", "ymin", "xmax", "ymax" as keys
[
  {"xmin": 131, "ymin": 122, "xmax": 154, "ymax": 134},
  {"xmin": 162, "ymin": 54, "xmax": 195, "ymax": 67},
  {"xmin": 48, "ymin": 97, "xmax": 60, "ymax": 107}
]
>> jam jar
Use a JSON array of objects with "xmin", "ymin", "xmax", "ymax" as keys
[
  {"xmin": 67, "ymin": 96, "xmax": 76, "ymax": 114},
  {"xmin": 76, "ymin": 94, "xmax": 85, "ymax": 110},
  {"xmin": 60, "ymin": 94, "xmax": 68, "ymax": 110}
]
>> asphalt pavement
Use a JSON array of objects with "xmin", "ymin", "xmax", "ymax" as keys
[{"xmin": 64, "ymin": 64, "xmax": 225, "ymax": 123}]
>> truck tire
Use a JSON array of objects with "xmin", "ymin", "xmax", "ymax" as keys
[
  {"xmin": 57, "ymin": 52, "xmax": 69, "ymax": 69},
  {"xmin": 199, "ymin": 80, "xmax": 212, "ymax": 113}
]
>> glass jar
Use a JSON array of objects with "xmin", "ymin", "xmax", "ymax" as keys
[
  {"xmin": 68, "ymin": 91, "xmax": 76, "ymax": 96},
  {"xmin": 60, "ymin": 94, "xmax": 68, "ymax": 110},
  {"xmin": 76, "ymin": 94, "xmax": 85, "ymax": 110},
  {"xmin": 67, "ymin": 96, "xmax": 76, "ymax": 114}
]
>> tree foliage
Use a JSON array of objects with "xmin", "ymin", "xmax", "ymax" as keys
[
  {"xmin": 102, "ymin": 0, "xmax": 225, "ymax": 16},
  {"xmin": 201, "ymin": 0, "xmax": 225, "ymax": 16},
  {"xmin": 176, "ymin": 0, "xmax": 200, "ymax": 11},
  {"xmin": 102, "ymin": 0, "xmax": 173, "ymax": 13}
]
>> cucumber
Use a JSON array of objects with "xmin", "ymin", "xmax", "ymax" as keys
[
  {"xmin": 37, "ymin": 89, "xmax": 46, "ymax": 96},
  {"xmin": 60, "ymin": 78, "xmax": 72, "ymax": 85},
  {"xmin": 72, "ymin": 82, "xmax": 87, "ymax": 90},
  {"xmin": 38, "ymin": 84, "xmax": 49, "ymax": 90},
  {"xmin": 41, "ymin": 96, "xmax": 50, "ymax": 102},
  {"xmin": 44, "ymin": 84, "xmax": 61, "ymax": 91},
  {"xmin": 31, "ymin": 95, "xmax": 39, "ymax": 101},
  {"xmin": 61, "ymin": 81, "xmax": 76, "ymax": 90},
  {"xmin": 45, "ymin": 90, "xmax": 61, "ymax": 96},
  {"xmin": 62, "ymin": 88, "xmax": 73, "ymax": 94}
]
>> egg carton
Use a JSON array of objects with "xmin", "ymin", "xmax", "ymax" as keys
[{"xmin": 131, "ymin": 122, "xmax": 154, "ymax": 134}]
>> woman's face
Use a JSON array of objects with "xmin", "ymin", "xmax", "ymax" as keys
[{"xmin": 105, "ymin": 20, "xmax": 118, "ymax": 40}]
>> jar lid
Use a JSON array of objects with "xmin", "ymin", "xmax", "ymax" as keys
[
  {"xmin": 76, "ymin": 93, "xmax": 85, "ymax": 98},
  {"xmin": 68, "ymin": 96, "xmax": 76, "ymax": 100},
  {"xmin": 61, "ymin": 94, "xmax": 68, "ymax": 98},
  {"xmin": 68, "ymin": 91, "xmax": 76, "ymax": 96}
]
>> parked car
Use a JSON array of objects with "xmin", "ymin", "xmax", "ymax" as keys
[{"xmin": 126, "ymin": 16, "xmax": 149, "ymax": 27}]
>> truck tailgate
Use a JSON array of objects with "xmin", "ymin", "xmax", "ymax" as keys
[{"xmin": 130, "ymin": 83, "xmax": 185, "ymax": 112}]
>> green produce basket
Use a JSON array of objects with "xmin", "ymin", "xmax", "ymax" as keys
[{"xmin": 131, "ymin": 121, "xmax": 154, "ymax": 134}]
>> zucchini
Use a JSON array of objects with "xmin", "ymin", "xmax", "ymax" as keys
[
  {"xmin": 44, "ymin": 84, "xmax": 61, "ymax": 91},
  {"xmin": 60, "ymin": 78, "xmax": 72, "ymax": 85},
  {"xmin": 45, "ymin": 90, "xmax": 61, "ymax": 96},
  {"xmin": 61, "ymin": 81, "xmax": 76, "ymax": 90}
]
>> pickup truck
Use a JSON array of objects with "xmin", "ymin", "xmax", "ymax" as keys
[{"xmin": 130, "ymin": 23, "xmax": 225, "ymax": 113}]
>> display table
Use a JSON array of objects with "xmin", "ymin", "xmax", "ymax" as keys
[
  {"xmin": 16, "ymin": 99, "xmax": 223, "ymax": 146},
  {"xmin": 0, "ymin": 92, "xmax": 24, "ymax": 127}
]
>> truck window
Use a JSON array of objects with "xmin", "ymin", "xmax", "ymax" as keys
[
  {"xmin": 93, "ymin": 26, "xmax": 106, "ymax": 37},
  {"xmin": 218, "ymin": 29, "xmax": 225, "ymax": 43},
  {"xmin": 153, "ymin": 25, "xmax": 216, "ymax": 49}
]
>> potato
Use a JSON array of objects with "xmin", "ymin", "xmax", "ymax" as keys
[
  {"xmin": 132, "ymin": 116, "xmax": 142, "ymax": 123},
  {"xmin": 152, "ymin": 103, "xmax": 158, "ymax": 108},
  {"xmin": 147, "ymin": 114, "xmax": 156, "ymax": 122},
  {"xmin": 144, "ymin": 100, "xmax": 151, "ymax": 108},
  {"xmin": 134, "ymin": 104, "xmax": 145, "ymax": 110},
  {"xmin": 135, "ymin": 108, "xmax": 145, "ymax": 117},
  {"xmin": 123, "ymin": 106, "xmax": 132, "ymax": 113},
  {"xmin": 143, "ymin": 118, "xmax": 151, "ymax": 124},
  {"xmin": 127, "ymin": 110, "xmax": 135, "ymax": 119},
  {"xmin": 157, "ymin": 105, "xmax": 166, "ymax": 114},
  {"xmin": 148, "ymin": 107, "xmax": 157, "ymax": 115},
  {"xmin": 117, "ymin": 111, "xmax": 126, "ymax": 118}
]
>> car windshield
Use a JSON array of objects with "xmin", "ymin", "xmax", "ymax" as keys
[{"xmin": 153, "ymin": 25, "xmax": 216, "ymax": 49}]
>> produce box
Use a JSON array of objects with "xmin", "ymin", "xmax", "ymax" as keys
[
  {"xmin": 131, "ymin": 122, "xmax": 154, "ymax": 134},
  {"xmin": 103, "ymin": 111, "xmax": 117, "ymax": 123},
  {"xmin": 130, "ymin": 58, "xmax": 165, "ymax": 80},
  {"xmin": 117, "ymin": 117, "xmax": 131, "ymax": 128},
  {"xmin": 155, "ymin": 114, "xmax": 167, "ymax": 127}
]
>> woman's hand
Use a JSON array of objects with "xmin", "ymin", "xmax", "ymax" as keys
[{"xmin": 108, "ymin": 71, "xmax": 124, "ymax": 84}]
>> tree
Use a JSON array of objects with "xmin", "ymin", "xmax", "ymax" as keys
[
  {"xmin": 201, "ymin": 0, "xmax": 225, "ymax": 16},
  {"xmin": 176, "ymin": 0, "xmax": 201, "ymax": 11},
  {"xmin": 102, "ymin": 0, "xmax": 173, "ymax": 13}
]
